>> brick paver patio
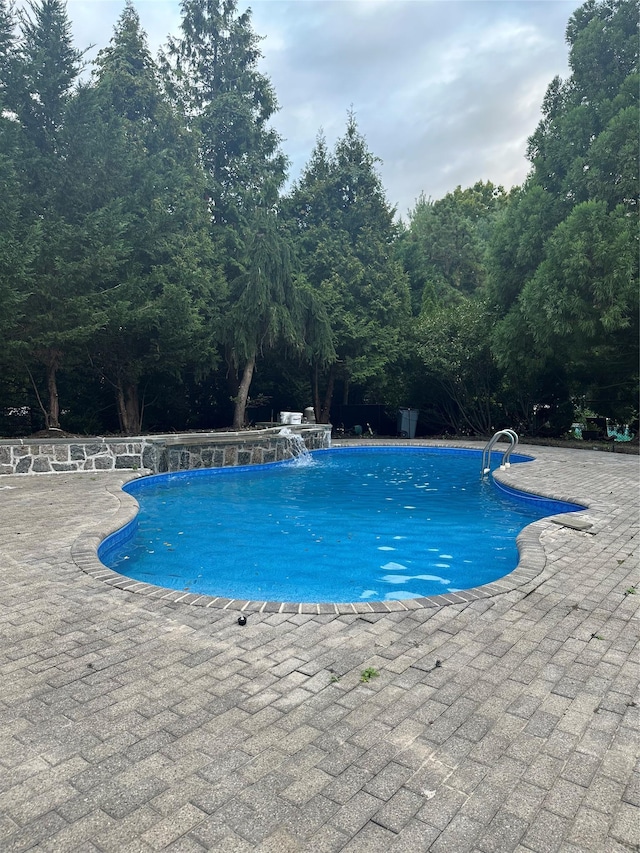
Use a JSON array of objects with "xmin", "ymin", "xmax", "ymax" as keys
[{"xmin": 0, "ymin": 441, "xmax": 638, "ymax": 852}]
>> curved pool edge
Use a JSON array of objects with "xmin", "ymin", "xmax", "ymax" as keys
[{"xmin": 72, "ymin": 442, "xmax": 596, "ymax": 615}]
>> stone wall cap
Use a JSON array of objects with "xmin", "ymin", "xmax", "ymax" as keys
[{"xmin": 0, "ymin": 424, "xmax": 332, "ymax": 448}]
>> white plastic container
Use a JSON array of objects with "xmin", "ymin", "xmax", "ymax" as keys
[{"xmin": 279, "ymin": 411, "xmax": 303, "ymax": 425}]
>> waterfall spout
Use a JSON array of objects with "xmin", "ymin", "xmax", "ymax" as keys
[{"xmin": 278, "ymin": 427, "xmax": 313, "ymax": 465}]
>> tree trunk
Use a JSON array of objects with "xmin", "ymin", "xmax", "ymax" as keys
[
  {"xmin": 42, "ymin": 350, "xmax": 62, "ymax": 430},
  {"xmin": 312, "ymin": 362, "xmax": 320, "ymax": 421},
  {"xmin": 116, "ymin": 380, "xmax": 142, "ymax": 435},
  {"xmin": 225, "ymin": 349, "xmax": 240, "ymax": 398},
  {"xmin": 232, "ymin": 353, "xmax": 255, "ymax": 430},
  {"xmin": 342, "ymin": 374, "xmax": 350, "ymax": 406},
  {"xmin": 319, "ymin": 363, "xmax": 336, "ymax": 424}
]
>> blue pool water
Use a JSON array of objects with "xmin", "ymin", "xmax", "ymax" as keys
[{"xmin": 100, "ymin": 447, "xmax": 584, "ymax": 603}]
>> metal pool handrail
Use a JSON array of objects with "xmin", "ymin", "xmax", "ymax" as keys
[{"xmin": 482, "ymin": 429, "xmax": 519, "ymax": 478}]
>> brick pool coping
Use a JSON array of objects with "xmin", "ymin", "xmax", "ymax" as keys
[{"xmin": 71, "ymin": 440, "xmax": 597, "ymax": 614}]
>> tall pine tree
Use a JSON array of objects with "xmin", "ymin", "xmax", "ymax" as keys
[
  {"xmin": 285, "ymin": 115, "xmax": 410, "ymax": 421},
  {"xmin": 88, "ymin": 2, "xmax": 220, "ymax": 433},
  {"xmin": 9, "ymin": 0, "xmax": 87, "ymax": 430},
  {"xmin": 163, "ymin": 0, "xmax": 286, "ymax": 227}
]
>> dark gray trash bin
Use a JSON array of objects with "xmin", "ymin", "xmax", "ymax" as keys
[{"xmin": 398, "ymin": 408, "xmax": 419, "ymax": 438}]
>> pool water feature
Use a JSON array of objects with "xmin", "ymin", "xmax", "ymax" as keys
[
  {"xmin": 99, "ymin": 447, "xmax": 585, "ymax": 603},
  {"xmin": 277, "ymin": 426, "xmax": 311, "ymax": 460}
]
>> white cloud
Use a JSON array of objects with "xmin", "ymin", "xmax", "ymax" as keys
[
  {"xmin": 19, "ymin": 0, "xmax": 581, "ymax": 212},
  {"xmin": 248, "ymin": 0, "xmax": 580, "ymax": 210}
]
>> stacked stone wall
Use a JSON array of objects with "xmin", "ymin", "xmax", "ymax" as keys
[
  {"xmin": 0, "ymin": 440, "xmax": 144, "ymax": 475},
  {"xmin": 0, "ymin": 427, "xmax": 331, "ymax": 476}
]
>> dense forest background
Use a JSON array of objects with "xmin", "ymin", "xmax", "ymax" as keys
[{"xmin": 0, "ymin": 0, "xmax": 637, "ymax": 438}]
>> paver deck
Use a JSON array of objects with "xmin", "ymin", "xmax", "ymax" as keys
[{"xmin": 0, "ymin": 441, "xmax": 638, "ymax": 852}]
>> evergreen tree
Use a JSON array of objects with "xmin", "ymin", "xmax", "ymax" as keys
[
  {"xmin": 399, "ymin": 182, "xmax": 507, "ymax": 313},
  {"xmin": 0, "ymin": 1, "xmax": 24, "ymax": 359},
  {"xmin": 163, "ymin": 0, "xmax": 287, "ymax": 227},
  {"xmin": 14, "ymin": 0, "xmax": 83, "ymax": 197},
  {"xmin": 527, "ymin": 0, "xmax": 638, "ymax": 210},
  {"xmin": 285, "ymin": 116, "xmax": 410, "ymax": 422},
  {"xmin": 519, "ymin": 201, "xmax": 638, "ymax": 422},
  {"xmin": 488, "ymin": 0, "xmax": 639, "ymax": 427},
  {"xmin": 8, "ymin": 0, "xmax": 87, "ymax": 429},
  {"xmin": 0, "ymin": 0, "xmax": 16, "ymax": 102},
  {"xmin": 396, "ymin": 184, "xmax": 507, "ymax": 434},
  {"xmin": 224, "ymin": 209, "xmax": 310, "ymax": 430},
  {"xmin": 88, "ymin": 2, "xmax": 220, "ymax": 434},
  {"xmin": 163, "ymin": 0, "xmax": 297, "ymax": 429}
]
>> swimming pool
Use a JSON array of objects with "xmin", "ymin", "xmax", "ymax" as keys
[{"xmin": 99, "ymin": 447, "xmax": 585, "ymax": 603}]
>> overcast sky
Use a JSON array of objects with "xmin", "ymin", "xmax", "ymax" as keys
[{"xmin": 62, "ymin": 0, "xmax": 581, "ymax": 217}]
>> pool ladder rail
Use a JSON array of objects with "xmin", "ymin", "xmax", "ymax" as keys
[{"xmin": 481, "ymin": 429, "xmax": 519, "ymax": 478}]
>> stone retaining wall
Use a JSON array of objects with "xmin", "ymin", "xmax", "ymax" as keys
[{"xmin": 0, "ymin": 426, "xmax": 331, "ymax": 476}]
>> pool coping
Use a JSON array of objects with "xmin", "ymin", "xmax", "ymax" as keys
[{"xmin": 70, "ymin": 440, "xmax": 596, "ymax": 615}]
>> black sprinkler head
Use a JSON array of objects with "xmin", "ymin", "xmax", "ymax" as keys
[{"xmin": 237, "ymin": 615, "xmax": 247, "ymax": 626}]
